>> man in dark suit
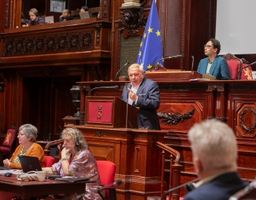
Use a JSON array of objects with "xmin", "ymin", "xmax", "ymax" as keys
[
  {"xmin": 121, "ymin": 63, "xmax": 160, "ymax": 130},
  {"xmin": 197, "ymin": 38, "xmax": 230, "ymax": 80},
  {"xmin": 184, "ymin": 119, "xmax": 248, "ymax": 200}
]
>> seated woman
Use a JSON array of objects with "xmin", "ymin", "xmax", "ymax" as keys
[
  {"xmin": 3, "ymin": 123, "xmax": 44, "ymax": 169},
  {"xmin": 43, "ymin": 127, "xmax": 101, "ymax": 200}
]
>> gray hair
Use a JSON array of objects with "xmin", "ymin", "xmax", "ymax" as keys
[
  {"xmin": 127, "ymin": 63, "xmax": 145, "ymax": 73},
  {"xmin": 19, "ymin": 124, "xmax": 38, "ymax": 142},
  {"xmin": 188, "ymin": 119, "xmax": 237, "ymax": 172},
  {"xmin": 61, "ymin": 128, "xmax": 88, "ymax": 151}
]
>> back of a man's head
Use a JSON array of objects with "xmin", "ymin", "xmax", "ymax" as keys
[{"xmin": 188, "ymin": 119, "xmax": 237, "ymax": 174}]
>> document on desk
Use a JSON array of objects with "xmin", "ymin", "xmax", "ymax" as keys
[
  {"xmin": 56, "ymin": 176, "xmax": 91, "ymax": 182},
  {"xmin": 0, "ymin": 169, "xmax": 22, "ymax": 175}
]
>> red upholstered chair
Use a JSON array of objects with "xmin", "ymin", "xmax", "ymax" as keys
[
  {"xmin": 0, "ymin": 128, "xmax": 17, "ymax": 157},
  {"xmin": 222, "ymin": 53, "xmax": 243, "ymax": 80},
  {"xmin": 44, "ymin": 155, "xmax": 55, "ymax": 167},
  {"xmin": 240, "ymin": 58, "xmax": 253, "ymax": 80},
  {"xmin": 97, "ymin": 160, "xmax": 117, "ymax": 200}
]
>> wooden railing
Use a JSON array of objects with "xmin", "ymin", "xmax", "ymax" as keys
[
  {"xmin": 44, "ymin": 138, "xmax": 64, "ymax": 155},
  {"xmin": 156, "ymin": 141, "xmax": 182, "ymax": 200}
]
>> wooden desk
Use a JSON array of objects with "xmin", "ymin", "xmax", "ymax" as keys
[
  {"xmin": 77, "ymin": 79, "xmax": 256, "ymax": 198},
  {"xmin": 0, "ymin": 175, "xmax": 89, "ymax": 200}
]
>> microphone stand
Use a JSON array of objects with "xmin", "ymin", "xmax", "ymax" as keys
[
  {"xmin": 191, "ymin": 55, "xmax": 194, "ymax": 71},
  {"xmin": 236, "ymin": 60, "xmax": 256, "ymax": 80},
  {"xmin": 160, "ymin": 177, "xmax": 200, "ymax": 200},
  {"xmin": 150, "ymin": 55, "xmax": 183, "ymax": 71},
  {"xmin": 125, "ymin": 83, "xmax": 131, "ymax": 129},
  {"xmin": 115, "ymin": 62, "xmax": 130, "ymax": 80},
  {"xmin": 88, "ymin": 85, "xmax": 119, "ymax": 95}
]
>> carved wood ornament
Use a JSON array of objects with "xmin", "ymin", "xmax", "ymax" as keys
[
  {"xmin": 119, "ymin": 6, "xmax": 146, "ymax": 37},
  {"xmin": 4, "ymin": 31, "xmax": 94, "ymax": 56},
  {"xmin": 157, "ymin": 108, "xmax": 195, "ymax": 125}
]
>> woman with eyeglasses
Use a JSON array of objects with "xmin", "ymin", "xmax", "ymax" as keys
[
  {"xmin": 197, "ymin": 38, "xmax": 230, "ymax": 80},
  {"xmin": 3, "ymin": 123, "xmax": 44, "ymax": 169}
]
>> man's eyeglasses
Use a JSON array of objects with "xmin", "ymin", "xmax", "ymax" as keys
[
  {"xmin": 128, "ymin": 73, "xmax": 141, "ymax": 77},
  {"xmin": 204, "ymin": 45, "xmax": 213, "ymax": 48}
]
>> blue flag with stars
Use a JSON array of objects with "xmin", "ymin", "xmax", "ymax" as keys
[{"xmin": 136, "ymin": 0, "xmax": 164, "ymax": 71}]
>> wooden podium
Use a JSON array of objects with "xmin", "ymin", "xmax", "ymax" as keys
[{"xmin": 85, "ymin": 96, "xmax": 138, "ymax": 128}]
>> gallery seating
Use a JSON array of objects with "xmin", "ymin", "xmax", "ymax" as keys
[{"xmin": 0, "ymin": 127, "xmax": 17, "ymax": 158}]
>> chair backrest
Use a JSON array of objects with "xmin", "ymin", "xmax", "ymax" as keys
[
  {"xmin": 222, "ymin": 53, "xmax": 243, "ymax": 80},
  {"xmin": 2, "ymin": 128, "xmax": 16, "ymax": 149},
  {"xmin": 44, "ymin": 155, "xmax": 55, "ymax": 167},
  {"xmin": 229, "ymin": 181, "xmax": 256, "ymax": 200},
  {"xmin": 97, "ymin": 160, "xmax": 116, "ymax": 200},
  {"xmin": 97, "ymin": 160, "xmax": 116, "ymax": 186},
  {"xmin": 71, "ymin": 10, "xmax": 80, "ymax": 19},
  {"xmin": 240, "ymin": 58, "xmax": 253, "ymax": 80}
]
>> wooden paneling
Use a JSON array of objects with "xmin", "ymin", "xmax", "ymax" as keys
[
  {"xmin": 74, "ymin": 125, "xmax": 166, "ymax": 199},
  {"xmin": 77, "ymin": 79, "xmax": 256, "ymax": 190}
]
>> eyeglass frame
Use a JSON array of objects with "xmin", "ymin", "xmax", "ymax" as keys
[{"xmin": 204, "ymin": 44, "xmax": 214, "ymax": 48}]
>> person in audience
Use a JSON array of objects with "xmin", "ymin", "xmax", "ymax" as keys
[
  {"xmin": 80, "ymin": 6, "xmax": 92, "ymax": 18},
  {"xmin": 3, "ymin": 123, "xmax": 44, "ymax": 169},
  {"xmin": 121, "ymin": 63, "xmax": 160, "ymax": 130},
  {"xmin": 21, "ymin": 12, "xmax": 28, "ymax": 26},
  {"xmin": 59, "ymin": 9, "xmax": 74, "ymax": 22},
  {"xmin": 197, "ymin": 38, "xmax": 230, "ymax": 80},
  {"xmin": 22, "ymin": 8, "xmax": 45, "ymax": 27},
  {"xmin": 184, "ymin": 119, "xmax": 248, "ymax": 200},
  {"xmin": 43, "ymin": 127, "xmax": 101, "ymax": 200}
]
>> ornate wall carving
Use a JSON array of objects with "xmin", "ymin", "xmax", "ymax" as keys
[{"xmin": 4, "ymin": 30, "xmax": 94, "ymax": 56}]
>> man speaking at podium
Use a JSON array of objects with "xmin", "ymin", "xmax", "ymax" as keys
[{"xmin": 121, "ymin": 63, "xmax": 160, "ymax": 130}]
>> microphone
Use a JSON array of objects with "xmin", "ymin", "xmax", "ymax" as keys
[
  {"xmin": 97, "ymin": 179, "xmax": 123, "ymax": 192},
  {"xmin": 97, "ymin": 179, "xmax": 123, "ymax": 200},
  {"xmin": 191, "ymin": 55, "xmax": 194, "ymax": 71},
  {"xmin": 151, "ymin": 55, "xmax": 183, "ymax": 71},
  {"xmin": 76, "ymin": 179, "xmax": 122, "ymax": 200},
  {"xmin": 116, "ymin": 62, "xmax": 130, "ymax": 80},
  {"xmin": 236, "ymin": 60, "xmax": 256, "ymax": 80},
  {"xmin": 89, "ymin": 85, "xmax": 119, "ymax": 95},
  {"xmin": 160, "ymin": 177, "xmax": 200, "ymax": 200}
]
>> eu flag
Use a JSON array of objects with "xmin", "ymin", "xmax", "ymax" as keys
[{"xmin": 136, "ymin": 0, "xmax": 164, "ymax": 71}]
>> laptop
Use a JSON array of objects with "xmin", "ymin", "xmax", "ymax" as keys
[
  {"xmin": 19, "ymin": 155, "xmax": 42, "ymax": 172},
  {"xmin": 79, "ymin": 11, "xmax": 90, "ymax": 19},
  {"xmin": 45, "ymin": 16, "xmax": 54, "ymax": 24}
]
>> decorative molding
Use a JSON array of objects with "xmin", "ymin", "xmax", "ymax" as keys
[
  {"xmin": 4, "ymin": 30, "xmax": 94, "ymax": 56},
  {"xmin": 158, "ymin": 108, "xmax": 195, "ymax": 125},
  {"xmin": 119, "ymin": 6, "xmax": 146, "ymax": 36},
  {"xmin": 229, "ymin": 83, "xmax": 256, "ymax": 91},
  {"xmin": 94, "ymin": 24, "xmax": 101, "ymax": 44},
  {"xmin": 94, "ymin": 131, "xmax": 105, "ymax": 137},
  {"xmin": 207, "ymin": 116, "xmax": 227, "ymax": 123},
  {"xmin": 240, "ymin": 108, "xmax": 256, "ymax": 133},
  {"xmin": 207, "ymin": 83, "xmax": 225, "ymax": 91},
  {"xmin": 0, "ymin": 73, "xmax": 5, "ymax": 92},
  {"xmin": 102, "ymin": 0, "xmax": 108, "ymax": 18},
  {"xmin": 159, "ymin": 84, "xmax": 208, "ymax": 91}
]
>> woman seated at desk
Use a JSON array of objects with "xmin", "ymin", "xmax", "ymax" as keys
[
  {"xmin": 43, "ymin": 127, "xmax": 101, "ymax": 200},
  {"xmin": 3, "ymin": 123, "xmax": 44, "ymax": 169}
]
